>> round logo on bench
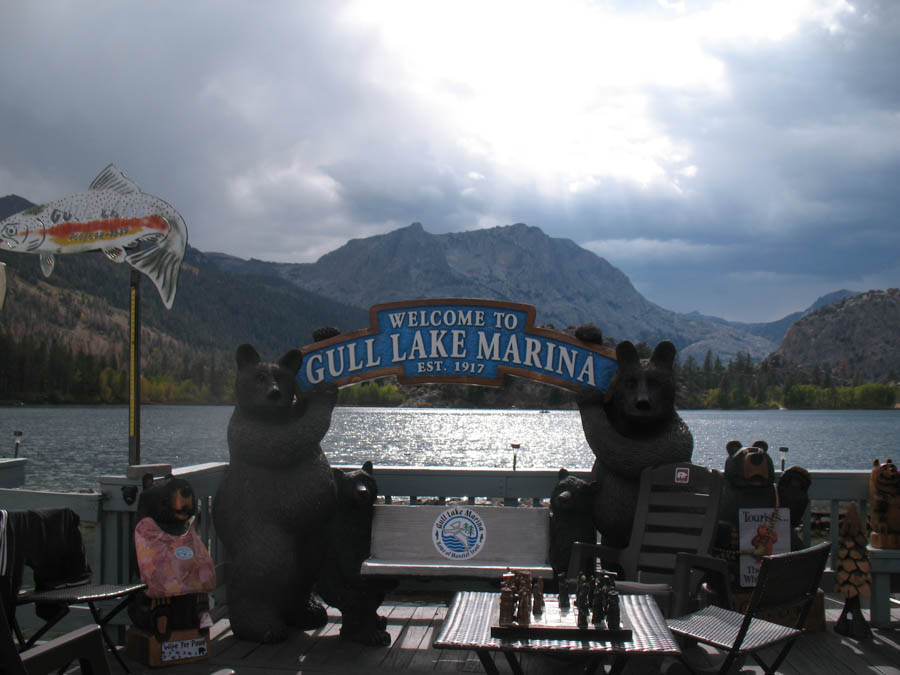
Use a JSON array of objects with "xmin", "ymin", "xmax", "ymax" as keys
[{"xmin": 433, "ymin": 507, "xmax": 486, "ymax": 560}]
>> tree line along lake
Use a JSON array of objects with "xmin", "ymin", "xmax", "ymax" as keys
[{"xmin": 1, "ymin": 406, "xmax": 896, "ymax": 492}]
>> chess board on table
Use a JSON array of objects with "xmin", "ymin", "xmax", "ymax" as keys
[{"xmin": 490, "ymin": 597, "xmax": 633, "ymax": 641}]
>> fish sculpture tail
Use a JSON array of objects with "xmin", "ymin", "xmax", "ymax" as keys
[{"xmin": 126, "ymin": 219, "xmax": 186, "ymax": 310}]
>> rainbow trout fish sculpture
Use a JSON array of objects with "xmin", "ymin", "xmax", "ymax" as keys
[{"xmin": 0, "ymin": 164, "xmax": 187, "ymax": 309}]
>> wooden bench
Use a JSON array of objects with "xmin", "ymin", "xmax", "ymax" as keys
[
  {"xmin": 868, "ymin": 545, "xmax": 900, "ymax": 628},
  {"xmin": 360, "ymin": 504, "xmax": 553, "ymax": 583}
]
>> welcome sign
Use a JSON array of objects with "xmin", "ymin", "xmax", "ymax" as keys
[{"xmin": 296, "ymin": 299, "xmax": 617, "ymax": 393}]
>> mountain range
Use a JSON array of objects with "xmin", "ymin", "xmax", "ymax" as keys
[
  {"xmin": 0, "ymin": 194, "xmax": 881, "ymax": 380},
  {"xmin": 204, "ymin": 221, "xmax": 859, "ymax": 363}
]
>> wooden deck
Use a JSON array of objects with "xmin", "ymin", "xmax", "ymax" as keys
[{"xmin": 104, "ymin": 591, "xmax": 900, "ymax": 675}]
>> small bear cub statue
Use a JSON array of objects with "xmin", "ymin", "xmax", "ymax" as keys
[{"xmin": 316, "ymin": 461, "xmax": 393, "ymax": 645}]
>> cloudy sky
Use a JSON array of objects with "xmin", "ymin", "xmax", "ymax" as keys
[{"xmin": 2, "ymin": 0, "xmax": 898, "ymax": 322}]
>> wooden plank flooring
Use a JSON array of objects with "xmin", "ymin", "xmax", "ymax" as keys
[{"xmin": 107, "ymin": 592, "xmax": 898, "ymax": 674}]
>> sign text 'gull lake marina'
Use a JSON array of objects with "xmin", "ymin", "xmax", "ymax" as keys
[{"xmin": 296, "ymin": 299, "xmax": 617, "ymax": 393}]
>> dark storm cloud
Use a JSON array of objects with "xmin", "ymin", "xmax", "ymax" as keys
[{"xmin": 0, "ymin": 0, "xmax": 897, "ymax": 321}]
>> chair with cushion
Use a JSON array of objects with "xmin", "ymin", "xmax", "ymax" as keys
[
  {"xmin": 666, "ymin": 541, "xmax": 831, "ymax": 674},
  {"xmin": 567, "ymin": 462, "xmax": 724, "ymax": 616}
]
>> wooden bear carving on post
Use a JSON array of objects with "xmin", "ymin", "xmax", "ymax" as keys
[{"xmin": 869, "ymin": 458, "xmax": 900, "ymax": 549}]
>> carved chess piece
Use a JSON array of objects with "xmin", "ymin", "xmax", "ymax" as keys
[
  {"xmin": 517, "ymin": 585, "xmax": 531, "ymax": 626},
  {"xmin": 591, "ymin": 576, "xmax": 605, "ymax": 626},
  {"xmin": 606, "ymin": 590, "xmax": 620, "ymax": 630},
  {"xmin": 499, "ymin": 577, "xmax": 516, "ymax": 628},
  {"xmin": 576, "ymin": 574, "xmax": 591, "ymax": 629},
  {"xmin": 532, "ymin": 577, "xmax": 544, "ymax": 616},
  {"xmin": 557, "ymin": 571, "xmax": 570, "ymax": 609}
]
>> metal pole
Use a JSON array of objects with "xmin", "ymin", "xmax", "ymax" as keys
[{"xmin": 129, "ymin": 269, "xmax": 141, "ymax": 466}]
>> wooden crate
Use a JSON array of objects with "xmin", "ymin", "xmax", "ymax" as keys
[{"xmin": 125, "ymin": 627, "xmax": 210, "ymax": 667}]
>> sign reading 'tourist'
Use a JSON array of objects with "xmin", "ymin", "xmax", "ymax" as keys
[{"xmin": 296, "ymin": 298, "xmax": 617, "ymax": 393}]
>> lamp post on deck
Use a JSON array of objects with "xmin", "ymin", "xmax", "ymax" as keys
[{"xmin": 12, "ymin": 430, "xmax": 23, "ymax": 458}]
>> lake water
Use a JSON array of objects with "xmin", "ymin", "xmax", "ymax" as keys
[{"xmin": 1, "ymin": 406, "xmax": 897, "ymax": 491}]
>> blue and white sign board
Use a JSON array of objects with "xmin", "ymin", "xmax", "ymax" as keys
[{"xmin": 297, "ymin": 298, "xmax": 617, "ymax": 393}]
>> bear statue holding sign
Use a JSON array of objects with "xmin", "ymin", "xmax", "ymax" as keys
[
  {"xmin": 575, "ymin": 326, "xmax": 693, "ymax": 548},
  {"xmin": 214, "ymin": 337, "xmax": 339, "ymax": 643}
]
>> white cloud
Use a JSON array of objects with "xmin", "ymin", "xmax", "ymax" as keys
[{"xmin": 582, "ymin": 237, "xmax": 734, "ymax": 262}]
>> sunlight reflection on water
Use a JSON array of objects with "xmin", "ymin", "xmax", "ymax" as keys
[{"xmin": 1, "ymin": 405, "xmax": 895, "ymax": 491}]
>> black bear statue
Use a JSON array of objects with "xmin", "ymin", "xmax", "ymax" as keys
[
  {"xmin": 575, "ymin": 327, "xmax": 693, "ymax": 548},
  {"xmin": 213, "ymin": 341, "xmax": 339, "ymax": 643},
  {"xmin": 549, "ymin": 468, "xmax": 599, "ymax": 583}
]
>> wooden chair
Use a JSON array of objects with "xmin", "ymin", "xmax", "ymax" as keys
[
  {"xmin": 1, "ymin": 593, "xmax": 111, "ymax": 675},
  {"xmin": 666, "ymin": 541, "xmax": 831, "ymax": 675},
  {"xmin": 567, "ymin": 462, "xmax": 724, "ymax": 616}
]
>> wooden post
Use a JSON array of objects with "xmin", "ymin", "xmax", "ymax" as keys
[{"xmin": 129, "ymin": 269, "xmax": 141, "ymax": 466}]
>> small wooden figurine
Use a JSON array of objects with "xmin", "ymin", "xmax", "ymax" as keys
[
  {"xmin": 869, "ymin": 458, "xmax": 900, "ymax": 548},
  {"xmin": 834, "ymin": 502, "xmax": 872, "ymax": 639}
]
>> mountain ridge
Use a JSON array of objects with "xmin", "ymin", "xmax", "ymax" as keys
[{"xmin": 0, "ymin": 194, "xmax": 876, "ymax": 373}]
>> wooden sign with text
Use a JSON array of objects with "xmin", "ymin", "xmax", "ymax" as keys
[{"xmin": 296, "ymin": 299, "xmax": 617, "ymax": 393}]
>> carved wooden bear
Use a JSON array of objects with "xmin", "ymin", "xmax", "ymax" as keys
[
  {"xmin": 316, "ymin": 461, "xmax": 393, "ymax": 645},
  {"xmin": 129, "ymin": 473, "xmax": 213, "ymax": 639},
  {"xmin": 549, "ymin": 468, "xmax": 599, "ymax": 581},
  {"xmin": 213, "ymin": 343, "xmax": 338, "ymax": 643},
  {"xmin": 717, "ymin": 440, "xmax": 812, "ymax": 554},
  {"xmin": 869, "ymin": 458, "xmax": 900, "ymax": 548},
  {"xmin": 575, "ymin": 328, "xmax": 693, "ymax": 548}
]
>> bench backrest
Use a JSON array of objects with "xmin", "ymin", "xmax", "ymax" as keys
[{"xmin": 368, "ymin": 504, "xmax": 550, "ymax": 572}]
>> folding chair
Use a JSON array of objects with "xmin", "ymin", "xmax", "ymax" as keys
[
  {"xmin": 666, "ymin": 541, "xmax": 831, "ymax": 674},
  {"xmin": 567, "ymin": 462, "xmax": 724, "ymax": 616},
  {"xmin": 1, "ymin": 593, "xmax": 111, "ymax": 675}
]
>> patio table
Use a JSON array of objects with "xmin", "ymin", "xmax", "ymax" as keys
[{"xmin": 434, "ymin": 590, "xmax": 679, "ymax": 675}]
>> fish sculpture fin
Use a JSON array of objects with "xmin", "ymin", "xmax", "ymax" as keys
[
  {"xmin": 40, "ymin": 253, "xmax": 56, "ymax": 277},
  {"xmin": 125, "ymin": 239, "xmax": 184, "ymax": 310},
  {"xmin": 103, "ymin": 246, "xmax": 127, "ymax": 263},
  {"xmin": 89, "ymin": 164, "xmax": 141, "ymax": 195}
]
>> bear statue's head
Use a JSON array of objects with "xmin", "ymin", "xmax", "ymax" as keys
[
  {"xmin": 234, "ymin": 343, "xmax": 304, "ymax": 420},
  {"xmin": 724, "ymin": 440, "xmax": 774, "ymax": 490},
  {"xmin": 334, "ymin": 461, "xmax": 378, "ymax": 511},
  {"xmin": 550, "ymin": 468, "xmax": 598, "ymax": 520},
  {"xmin": 607, "ymin": 340, "xmax": 677, "ymax": 434},
  {"xmin": 871, "ymin": 458, "xmax": 900, "ymax": 496},
  {"xmin": 136, "ymin": 473, "xmax": 198, "ymax": 535}
]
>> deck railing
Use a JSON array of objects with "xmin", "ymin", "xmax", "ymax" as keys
[{"xmin": 1, "ymin": 461, "xmax": 872, "ymax": 633}]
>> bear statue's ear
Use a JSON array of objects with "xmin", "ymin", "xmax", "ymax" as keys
[
  {"xmin": 558, "ymin": 467, "xmax": 570, "ymax": 480},
  {"xmin": 650, "ymin": 340, "xmax": 676, "ymax": 370},
  {"xmin": 751, "ymin": 440, "xmax": 769, "ymax": 452},
  {"xmin": 278, "ymin": 349, "xmax": 304, "ymax": 375},
  {"xmin": 616, "ymin": 340, "xmax": 639, "ymax": 365},
  {"xmin": 575, "ymin": 324, "xmax": 603, "ymax": 344},
  {"xmin": 236, "ymin": 344, "xmax": 260, "ymax": 368},
  {"xmin": 362, "ymin": 460, "xmax": 374, "ymax": 475},
  {"xmin": 726, "ymin": 440, "xmax": 743, "ymax": 456},
  {"xmin": 312, "ymin": 326, "xmax": 341, "ymax": 342}
]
